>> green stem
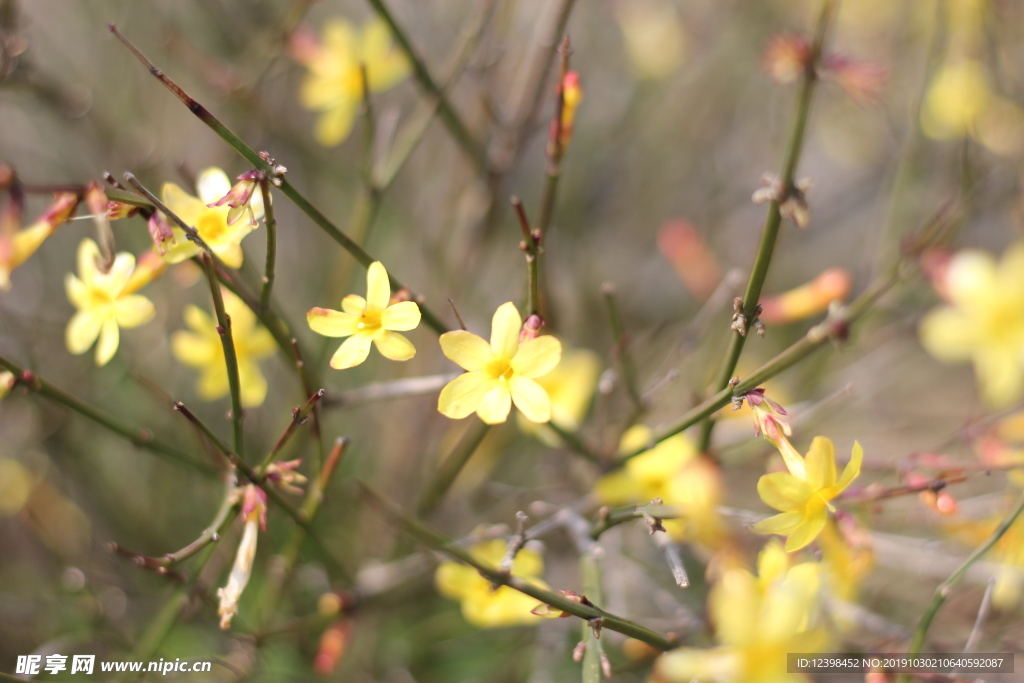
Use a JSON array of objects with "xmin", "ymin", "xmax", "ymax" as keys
[
  {"xmin": 897, "ymin": 490, "xmax": 1024, "ymax": 683},
  {"xmin": 512, "ymin": 197, "xmax": 542, "ymax": 316},
  {"xmin": 602, "ymin": 283, "xmax": 644, "ymax": 412},
  {"xmin": 361, "ymin": 0, "xmax": 489, "ymax": 173},
  {"xmin": 0, "ymin": 355, "xmax": 212, "ymax": 474},
  {"xmin": 360, "ymin": 483, "xmax": 676, "ymax": 650},
  {"xmin": 257, "ymin": 388, "xmax": 325, "ymax": 476},
  {"xmin": 258, "ymin": 178, "xmax": 277, "ymax": 312},
  {"xmin": 697, "ymin": 0, "xmax": 836, "ymax": 453},
  {"xmin": 417, "ymin": 419, "xmax": 491, "ymax": 516},
  {"xmin": 108, "ymin": 24, "xmax": 449, "ymax": 336},
  {"xmin": 201, "ymin": 254, "xmax": 245, "ymax": 460}
]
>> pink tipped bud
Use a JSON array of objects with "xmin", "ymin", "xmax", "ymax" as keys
[
  {"xmin": 207, "ymin": 173, "xmax": 261, "ymax": 227},
  {"xmin": 241, "ymin": 484, "xmax": 268, "ymax": 531},
  {"xmin": 760, "ymin": 268, "xmax": 853, "ymax": 324},
  {"xmin": 549, "ymin": 71, "xmax": 583, "ymax": 156},
  {"xmin": 313, "ymin": 620, "xmax": 352, "ymax": 676},
  {"xmin": 762, "ymin": 35, "xmax": 811, "ymax": 85},
  {"xmin": 124, "ymin": 250, "xmax": 168, "ymax": 295},
  {"xmin": 266, "ymin": 459, "xmax": 307, "ymax": 496},
  {"xmin": 148, "ymin": 212, "xmax": 175, "ymax": 254},
  {"xmin": 520, "ymin": 314, "xmax": 544, "ymax": 343}
]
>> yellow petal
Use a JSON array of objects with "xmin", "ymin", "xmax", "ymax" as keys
[
  {"xmin": 315, "ymin": 102, "xmax": 359, "ymax": 147},
  {"xmin": 440, "ymin": 330, "xmax": 493, "ymax": 371},
  {"xmin": 66, "ymin": 312, "xmax": 102, "ymax": 355},
  {"xmin": 65, "ymin": 273, "xmax": 88, "ymax": 311},
  {"xmin": 159, "ymin": 231, "xmax": 202, "ymax": 264},
  {"xmin": 342, "ymin": 294, "xmax": 366, "ymax": 314},
  {"xmin": 381, "ymin": 301, "xmax": 421, "ymax": 331},
  {"xmin": 329, "ymin": 334, "xmax": 374, "ymax": 369},
  {"xmin": 946, "ymin": 248, "xmax": 999, "ymax": 310},
  {"xmin": 183, "ymin": 304, "xmax": 215, "ymax": 334},
  {"xmin": 373, "ymin": 330, "xmax": 416, "ymax": 361},
  {"xmin": 975, "ymin": 347, "xmax": 1024, "ymax": 407},
  {"xmin": 477, "ymin": 386, "xmax": 512, "ymax": 424},
  {"xmin": 511, "ymin": 336, "xmax": 562, "ymax": 379},
  {"xmin": 509, "ymin": 376, "xmax": 551, "ymax": 423},
  {"xmin": 171, "ymin": 330, "xmax": 217, "ymax": 367},
  {"xmin": 11, "ymin": 220, "xmax": 55, "ymax": 268},
  {"xmin": 804, "ymin": 436, "xmax": 836, "ymax": 489},
  {"xmin": 751, "ymin": 510, "xmax": 803, "ymax": 536},
  {"xmin": 833, "ymin": 441, "xmax": 863, "ymax": 493},
  {"xmin": 196, "ymin": 168, "xmax": 232, "ymax": 205},
  {"xmin": 919, "ymin": 307, "xmax": 976, "ymax": 362},
  {"xmin": 238, "ymin": 359, "xmax": 268, "ymax": 408},
  {"xmin": 308, "ymin": 307, "xmax": 358, "ymax": 337},
  {"xmin": 435, "ymin": 560, "xmax": 474, "ymax": 599},
  {"xmin": 76, "ymin": 238, "xmax": 100, "ymax": 285},
  {"xmin": 216, "ymin": 242, "xmax": 244, "ymax": 269},
  {"xmin": 490, "ymin": 302, "xmax": 521, "ymax": 359},
  {"xmin": 160, "ymin": 183, "xmax": 203, "ymax": 227},
  {"xmin": 365, "ymin": 262, "xmax": 391, "ymax": 311},
  {"xmin": 784, "ymin": 505, "xmax": 828, "ymax": 551},
  {"xmin": 114, "ymin": 295, "xmax": 155, "ymax": 329},
  {"xmin": 757, "ymin": 472, "xmax": 813, "ymax": 512},
  {"xmin": 360, "ymin": 18, "xmax": 409, "ymax": 91},
  {"xmin": 95, "ymin": 318, "xmax": 120, "ymax": 366},
  {"xmin": 438, "ymin": 372, "xmax": 494, "ymax": 419},
  {"xmin": 244, "ymin": 327, "xmax": 278, "ymax": 360},
  {"xmin": 593, "ymin": 470, "xmax": 642, "ymax": 505},
  {"xmin": 197, "ymin": 365, "xmax": 229, "ymax": 400}
]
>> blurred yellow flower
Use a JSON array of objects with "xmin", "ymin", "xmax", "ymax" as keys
[
  {"xmin": 172, "ymin": 289, "xmax": 276, "ymax": 407},
  {"xmin": 517, "ymin": 347, "xmax": 601, "ymax": 445},
  {"xmin": 612, "ymin": 0, "xmax": 686, "ymax": 81},
  {"xmin": 307, "ymin": 261, "xmax": 420, "ymax": 370},
  {"xmin": 296, "ymin": 18, "xmax": 409, "ymax": 147},
  {"xmin": 922, "ymin": 60, "xmax": 992, "ymax": 139},
  {"xmin": 435, "ymin": 539, "xmax": 548, "ymax": 628},
  {"xmin": 752, "ymin": 436, "xmax": 862, "ymax": 552},
  {"xmin": 946, "ymin": 509, "xmax": 1024, "ymax": 611},
  {"xmin": 817, "ymin": 517, "xmax": 873, "ymax": 603},
  {"xmin": 919, "ymin": 243, "xmax": 1024, "ymax": 407},
  {"xmin": 0, "ymin": 192, "xmax": 76, "ymax": 290},
  {"xmin": 654, "ymin": 553, "xmax": 826, "ymax": 683},
  {"xmin": 65, "ymin": 238, "xmax": 156, "ymax": 367},
  {"xmin": 438, "ymin": 302, "xmax": 561, "ymax": 425},
  {"xmin": 160, "ymin": 168, "xmax": 264, "ymax": 269},
  {"xmin": 0, "ymin": 371, "xmax": 14, "ymax": 402},
  {"xmin": 595, "ymin": 426, "xmax": 726, "ymax": 547}
]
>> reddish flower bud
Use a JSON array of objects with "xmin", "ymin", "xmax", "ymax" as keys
[
  {"xmin": 313, "ymin": 620, "xmax": 352, "ymax": 676},
  {"xmin": 762, "ymin": 35, "xmax": 811, "ymax": 85}
]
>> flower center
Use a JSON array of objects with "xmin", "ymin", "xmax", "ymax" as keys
[
  {"xmin": 485, "ymin": 359, "xmax": 514, "ymax": 382},
  {"xmin": 197, "ymin": 209, "xmax": 228, "ymax": 244},
  {"xmin": 356, "ymin": 310, "xmax": 382, "ymax": 334}
]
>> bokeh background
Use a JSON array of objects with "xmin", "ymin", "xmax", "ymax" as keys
[{"xmin": 2, "ymin": 0, "xmax": 1024, "ymax": 680}]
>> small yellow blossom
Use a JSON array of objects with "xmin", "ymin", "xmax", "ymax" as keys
[
  {"xmin": 752, "ymin": 436, "xmax": 863, "ymax": 552},
  {"xmin": 0, "ymin": 371, "xmax": 14, "ymax": 402},
  {"xmin": 295, "ymin": 18, "xmax": 409, "ymax": 147},
  {"xmin": 172, "ymin": 289, "xmax": 276, "ymax": 407},
  {"xmin": 517, "ymin": 347, "xmax": 601, "ymax": 445},
  {"xmin": 595, "ymin": 426, "xmax": 727, "ymax": 548},
  {"xmin": 922, "ymin": 60, "xmax": 992, "ymax": 140},
  {"xmin": 160, "ymin": 168, "xmax": 264, "ymax": 268},
  {"xmin": 0, "ymin": 192, "xmax": 77, "ymax": 290},
  {"xmin": 653, "ymin": 551, "xmax": 826, "ymax": 683},
  {"xmin": 435, "ymin": 539, "xmax": 549, "ymax": 628},
  {"xmin": 438, "ymin": 302, "xmax": 562, "ymax": 425},
  {"xmin": 65, "ymin": 239, "xmax": 156, "ymax": 367},
  {"xmin": 307, "ymin": 261, "xmax": 420, "ymax": 369},
  {"xmin": 919, "ymin": 243, "xmax": 1024, "ymax": 407}
]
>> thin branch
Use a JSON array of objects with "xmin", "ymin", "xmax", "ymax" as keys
[
  {"xmin": 200, "ymin": 253, "xmax": 245, "ymax": 459},
  {"xmin": 258, "ymin": 388, "xmax": 325, "ymax": 475},
  {"xmin": 258, "ymin": 178, "xmax": 277, "ymax": 312},
  {"xmin": 321, "ymin": 373, "xmax": 458, "ymax": 409},
  {"xmin": 0, "ymin": 355, "xmax": 212, "ymax": 474},
  {"xmin": 602, "ymin": 282, "xmax": 643, "ymax": 412}
]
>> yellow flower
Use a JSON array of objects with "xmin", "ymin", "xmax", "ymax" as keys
[
  {"xmin": 171, "ymin": 289, "xmax": 276, "ymax": 407},
  {"xmin": 0, "ymin": 192, "xmax": 77, "ymax": 290},
  {"xmin": 65, "ymin": 239, "xmax": 156, "ymax": 367},
  {"xmin": 517, "ymin": 347, "xmax": 601, "ymax": 445},
  {"xmin": 817, "ymin": 517, "xmax": 873, "ymax": 603},
  {"xmin": 296, "ymin": 18, "xmax": 409, "ymax": 147},
  {"xmin": 654, "ymin": 552, "xmax": 826, "ymax": 683},
  {"xmin": 306, "ymin": 261, "xmax": 420, "ymax": 369},
  {"xmin": 435, "ymin": 539, "xmax": 549, "ymax": 628},
  {"xmin": 438, "ymin": 302, "xmax": 562, "ymax": 425},
  {"xmin": 919, "ymin": 243, "xmax": 1024, "ymax": 407},
  {"xmin": 752, "ymin": 436, "xmax": 862, "ymax": 552},
  {"xmin": 922, "ymin": 60, "xmax": 991, "ymax": 139},
  {"xmin": 596, "ymin": 426, "xmax": 726, "ymax": 547},
  {"xmin": 160, "ymin": 168, "xmax": 264, "ymax": 268}
]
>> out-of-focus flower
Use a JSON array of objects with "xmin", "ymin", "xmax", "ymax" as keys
[
  {"xmin": 595, "ymin": 426, "xmax": 727, "ymax": 547},
  {"xmin": 172, "ymin": 289, "xmax": 276, "ymax": 407},
  {"xmin": 820, "ymin": 54, "xmax": 887, "ymax": 105},
  {"xmin": 0, "ymin": 371, "xmax": 14, "ymax": 402},
  {"xmin": 976, "ymin": 410, "xmax": 1024, "ymax": 488},
  {"xmin": 919, "ymin": 242, "xmax": 1024, "ymax": 407},
  {"xmin": 550, "ymin": 71, "xmax": 582, "ymax": 152},
  {"xmin": 817, "ymin": 516, "xmax": 873, "ymax": 602},
  {"xmin": 307, "ymin": 261, "xmax": 420, "ymax": 370},
  {"xmin": 0, "ymin": 456, "xmax": 33, "ymax": 517},
  {"xmin": 206, "ymin": 169, "xmax": 262, "ymax": 228},
  {"xmin": 922, "ymin": 59, "xmax": 991, "ymax": 140},
  {"xmin": 752, "ymin": 436, "xmax": 863, "ymax": 552},
  {"xmin": 762, "ymin": 34, "xmax": 811, "ymax": 85},
  {"xmin": 657, "ymin": 219, "xmax": 722, "ymax": 301},
  {"xmin": 612, "ymin": 0, "xmax": 686, "ymax": 80},
  {"xmin": 517, "ymin": 347, "xmax": 601, "ymax": 445},
  {"xmin": 946, "ymin": 509, "xmax": 1024, "ymax": 611},
  {"xmin": 294, "ymin": 18, "xmax": 409, "ymax": 147},
  {"xmin": 435, "ymin": 539, "xmax": 549, "ymax": 628},
  {"xmin": 160, "ymin": 168, "xmax": 264, "ymax": 268},
  {"xmin": 0, "ymin": 192, "xmax": 76, "ymax": 290},
  {"xmin": 65, "ymin": 239, "xmax": 156, "ymax": 367},
  {"xmin": 218, "ymin": 485, "xmax": 265, "ymax": 630},
  {"xmin": 314, "ymin": 620, "xmax": 353, "ymax": 676},
  {"xmin": 760, "ymin": 268, "xmax": 852, "ymax": 325},
  {"xmin": 438, "ymin": 302, "xmax": 561, "ymax": 425},
  {"xmin": 653, "ymin": 551, "xmax": 826, "ymax": 682}
]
